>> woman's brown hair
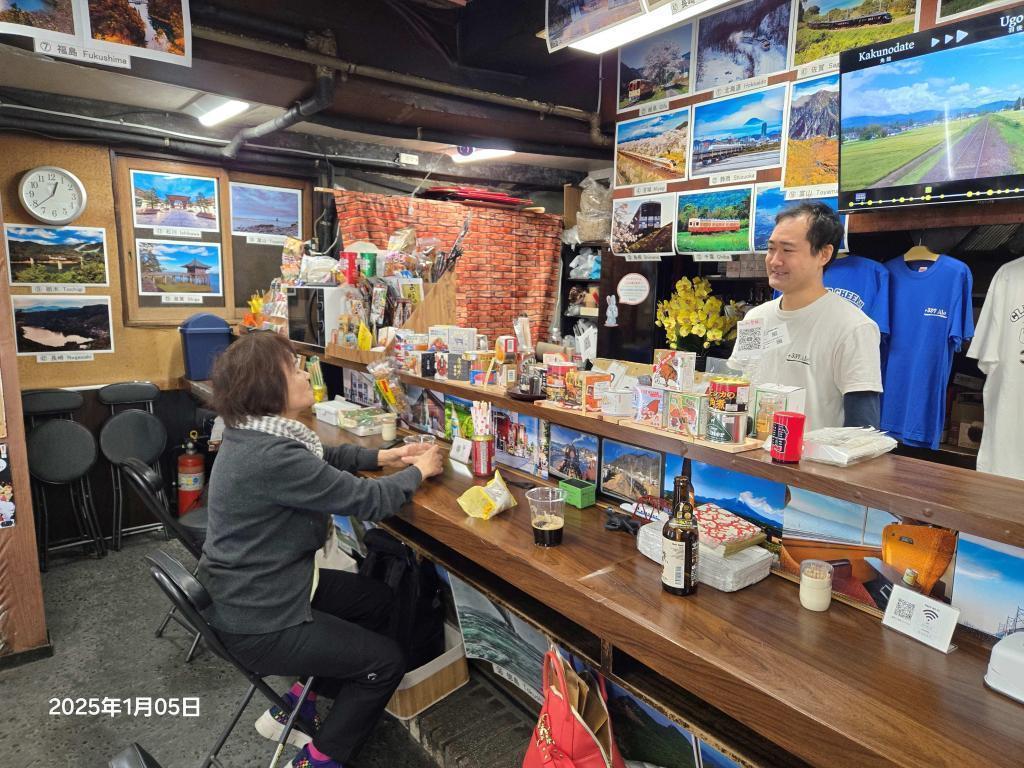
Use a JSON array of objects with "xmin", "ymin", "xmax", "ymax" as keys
[{"xmin": 212, "ymin": 331, "xmax": 297, "ymax": 427}]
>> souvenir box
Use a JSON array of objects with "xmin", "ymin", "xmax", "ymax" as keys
[
  {"xmin": 652, "ymin": 349, "xmax": 696, "ymax": 392},
  {"xmin": 634, "ymin": 386, "xmax": 667, "ymax": 428},
  {"xmin": 427, "ymin": 325, "xmax": 453, "ymax": 352},
  {"xmin": 666, "ymin": 391, "xmax": 709, "ymax": 437},
  {"xmin": 448, "ymin": 353, "xmax": 471, "ymax": 382},
  {"xmin": 563, "ymin": 370, "xmax": 613, "ymax": 414},
  {"xmin": 449, "ymin": 326, "xmax": 479, "ymax": 355},
  {"xmin": 752, "ymin": 384, "xmax": 806, "ymax": 440}
]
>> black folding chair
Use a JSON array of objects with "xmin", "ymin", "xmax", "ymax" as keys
[
  {"xmin": 145, "ymin": 550, "xmax": 315, "ymax": 768},
  {"xmin": 122, "ymin": 458, "xmax": 206, "ymax": 662},
  {"xmin": 100, "ymin": 410, "xmax": 167, "ymax": 551},
  {"xmin": 108, "ymin": 743, "xmax": 165, "ymax": 768}
]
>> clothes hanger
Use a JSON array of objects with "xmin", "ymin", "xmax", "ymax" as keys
[{"xmin": 904, "ymin": 232, "xmax": 940, "ymax": 262}]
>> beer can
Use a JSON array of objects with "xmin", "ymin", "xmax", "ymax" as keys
[
  {"xmin": 770, "ymin": 411, "xmax": 805, "ymax": 463},
  {"xmin": 705, "ymin": 408, "xmax": 749, "ymax": 444},
  {"xmin": 708, "ymin": 377, "xmax": 750, "ymax": 412},
  {"xmin": 471, "ymin": 436, "xmax": 495, "ymax": 477}
]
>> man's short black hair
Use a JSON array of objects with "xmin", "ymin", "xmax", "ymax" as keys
[{"xmin": 775, "ymin": 201, "xmax": 843, "ymax": 266}]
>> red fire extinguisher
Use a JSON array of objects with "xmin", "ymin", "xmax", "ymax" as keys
[{"xmin": 177, "ymin": 430, "xmax": 205, "ymax": 516}]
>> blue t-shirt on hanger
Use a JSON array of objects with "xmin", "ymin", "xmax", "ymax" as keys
[
  {"xmin": 772, "ymin": 255, "xmax": 890, "ymax": 334},
  {"xmin": 881, "ymin": 255, "xmax": 974, "ymax": 449}
]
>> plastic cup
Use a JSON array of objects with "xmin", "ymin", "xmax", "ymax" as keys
[
  {"xmin": 404, "ymin": 434, "xmax": 436, "ymax": 446},
  {"xmin": 527, "ymin": 487, "xmax": 565, "ymax": 547},
  {"xmin": 380, "ymin": 414, "xmax": 397, "ymax": 441},
  {"xmin": 799, "ymin": 559, "xmax": 834, "ymax": 612}
]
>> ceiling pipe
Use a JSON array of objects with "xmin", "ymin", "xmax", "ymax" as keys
[
  {"xmin": 222, "ymin": 31, "xmax": 337, "ymax": 158},
  {"xmin": 192, "ymin": 25, "xmax": 613, "ymax": 148}
]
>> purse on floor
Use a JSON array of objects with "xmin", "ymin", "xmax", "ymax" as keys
[{"xmin": 522, "ymin": 650, "xmax": 626, "ymax": 768}]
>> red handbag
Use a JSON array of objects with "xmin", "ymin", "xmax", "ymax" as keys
[{"xmin": 522, "ymin": 651, "xmax": 627, "ymax": 768}]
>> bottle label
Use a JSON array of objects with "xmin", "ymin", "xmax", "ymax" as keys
[{"xmin": 662, "ymin": 539, "xmax": 692, "ymax": 588}]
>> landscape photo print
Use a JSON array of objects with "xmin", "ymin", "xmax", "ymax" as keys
[
  {"xmin": 675, "ymin": 186, "xmax": 753, "ymax": 253},
  {"xmin": 690, "ymin": 85, "xmax": 788, "ymax": 178},
  {"xmin": 5, "ymin": 225, "xmax": 108, "ymax": 286},
  {"xmin": 784, "ymin": 73, "xmax": 840, "ymax": 189},
  {"xmin": 695, "ymin": 0, "xmax": 793, "ymax": 92},
  {"xmin": 0, "ymin": 0, "xmax": 81, "ymax": 42},
  {"xmin": 546, "ymin": 0, "xmax": 645, "ymax": 52},
  {"xmin": 136, "ymin": 239, "xmax": 223, "ymax": 296},
  {"xmin": 12, "ymin": 295, "xmax": 114, "ymax": 355},
  {"xmin": 131, "ymin": 170, "xmax": 219, "ymax": 232},
  {"xmin": 86, "ymin": 0, "xmax": 191, "ymax": 64},
  {"xmin": 230, "ymin": 183, "xmax": 302, "ymax": 240},
  {"xmin": 599, "ymin": 438, "xmax": 663, "ymax": 504},
  {"xmin": 611, "ymin": 194, "xmax": 676, "ymax": 256},
  {"xmin": 794, "ymin": 0, "xmax": 918, "ymax": 67},
  {"xmin": 617, "ymin": 20, "xmax": 693, "ymax": 110},
  {"xmin": 614, "ymin": 107, "xmax": 690, "ymax": 188}
]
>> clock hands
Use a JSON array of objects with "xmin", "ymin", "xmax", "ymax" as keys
[{"xmin": 32, "ymin": 183, "xmax": 60, "ymax": 209}]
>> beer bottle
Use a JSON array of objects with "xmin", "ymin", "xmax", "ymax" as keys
[{"xmin": 662, "ymin": 459, "xmax": 699, "ymax": 596}]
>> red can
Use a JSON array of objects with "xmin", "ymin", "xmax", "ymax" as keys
[
  {"xmin": 340, "ymin": 251, "xmax": 358, "ymax": 285},
  {"xmin": 471, "ymin": 436, "xmax": 495, "ymax": 477},
  {"xmin": 770, "ymin": 411, "xmax": 806, "ymax": 463}
]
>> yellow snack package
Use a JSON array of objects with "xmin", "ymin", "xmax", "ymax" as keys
[
  {"xmin": 357, "ymin": 322, "xmax": 374, "ymax": 350},
  {"xmin": 457, "ymin": 470, "xmax": 517, "ymax": 520}
]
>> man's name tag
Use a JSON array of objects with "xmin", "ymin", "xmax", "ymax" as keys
[{"xmin": 763, "ymin": 324, "xmax": 790, "ymax": 350}]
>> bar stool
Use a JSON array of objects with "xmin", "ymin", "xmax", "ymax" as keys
[
  {"xmin": 145, "ymin": 550, "xmax": 316, "ymax": 767},
  {"xmin": 99, "ymin": 410, "xmax": 167, "ymax": 551},
  {"xmin": 26, "ymin": 419, "xmax": 106, "ymax": 562}
]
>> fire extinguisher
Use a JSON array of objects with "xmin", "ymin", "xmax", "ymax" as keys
[{"xmin": 177, "ymin": 430, "xmax": 205, "ymax": 516}]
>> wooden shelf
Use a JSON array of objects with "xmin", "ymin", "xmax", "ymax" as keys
[{"xmin": 306, "ymin": 418, "xmax": 1024, "ymax": 768}]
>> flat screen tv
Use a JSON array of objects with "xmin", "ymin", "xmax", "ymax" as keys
[{"xmin": 839, "ymin": 6, "xmax": 1024, "ymax": 211}]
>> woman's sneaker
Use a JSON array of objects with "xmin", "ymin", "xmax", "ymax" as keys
[
  {"xmin": 254, "ymin": 690, "xmax": 321, "ymax": 748},
  {"xmin": 290, "ymin": 743, "xmax": 343, "ymax": 767}
]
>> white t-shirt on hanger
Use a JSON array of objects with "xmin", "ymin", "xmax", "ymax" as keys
[
  {"xmin": 727, "ymin": 291, "xmax": 882, "ymax": 431},
  {"xmin": 967, "ymin": 256, "xmax": 1024, "ymax": 480}
]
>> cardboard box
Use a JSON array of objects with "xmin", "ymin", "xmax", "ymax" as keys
[
  {"xmin": 634, "ymin": 386, "xmax": 667, "ymax": 428},
  {"xmin": 563, "ymin": 370, "xmax": 612, "ymax": 413},
  {"xmin": 652, "ymin": 349, "xmax": 696, "ymax": 391},
  {"xmin": 411, "ymin": 351, "xmax": 436, "ymax": 378},
  {"xmin": 449, "ymin": 327, "xmax": 479, "ymax": 355},
  {"xmin": 957, "ymin": 421, "xmax": 984, "ymax": 450},
  {"xmin": 448, "ymin": 352, "xmax": 471, "ymax": 382},
  {"xmin": 665, "ymin": 391, "xmax": 708, "ymax": 437},
  {"xmin": 752, "ymin": 384, "xmax": 807, "ymax": 440},
  {"xmin": 427, "ymin": 325, "xmax": 453, "ymax": 352},
  {"xmin": 386, "ymin": 623, "xmax": 469, "ymax": 720}
]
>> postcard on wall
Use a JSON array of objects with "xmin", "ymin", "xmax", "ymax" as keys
[
  {"xmin": 753, "ymin": 183, "xmax": 843, "ymax": 251},
  {"xmin": 694, "ymin": 0, "xmax": 793, "ymax": 93},
  {"xmin": 0, "ymin": 0, "xmax": 84, "ymax": 45},
  {"xmin": 136, "ymin": 239, "xmax": 223, "ymax": 297},
  {"xmin": 611, "ymin": 194, "xmax": 676, "ymax": 257},
  {"xmin": 343, "ymin": 368, "xmax": 380, "ymax": 407},
  {"xmin": 617, "ymin": 19, "xmax": 693, "ymax": 112},
  {"xmin": 548, "ymin": 423, "xmax": 599, "ymax": 482},
  {"xmin": 952, "ymin": 533, "xmax": 1024, "ymax": 638},
  {"xmin": 5, "ymin": 224, "xmax": 109, "ymax": 287},
  {"xmin": 602, "ymin": 677, "xmax": 701, "ymax": 768},
  {"xmin": 492, "ymin": 408, "xmax": 548, "ymax": 478},
  {"xmin": 783, "ymin": 73, "xmax": 839, "ymax": 191},
  {"xmin": 691, "ymin": 460, "xmax": 787, "ymax": 541},
  {"xmin": 84, "ymin": 0, "xmax": 192, "ymax": 66},
  {"xmin": 794, "ymin": 0, "xmax": 917, "ymax": 67},
  {"xmin": 614, "ymin": 107, "xmax": 690, "ymax": 190},
  {"xmin": 12, "ymin": 294, "xmax": 114, "ymax": 356},
  {"xmin": 230, "ymin": 182, "xmax": 301, "ymax": 244},
  {"xmin": 545, "ymin": 0, "xmax": 645, "ymax": 53},
  {"xmin": 690, "ymin": 84, "xmax": 788, "ymax": 180},
  {"xmin": 599, "ymin": 438, "xmax": 663, "ymax": 504},
  {"xmin": 937, "ymin": 0, "xmax": 1011, "ymax": 21},
  {"xmin": 0, "ymin": 443, "xmax": 13, "ymax": 529},
  {"xmin": 675, "ymin": 186, "xmax": 753, "ymax": 254},
  {"xmin": 131, "ymin": 170, "xmax": 219, "ymax": 232}
]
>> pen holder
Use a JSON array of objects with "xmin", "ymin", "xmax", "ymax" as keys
[{"xmin": 471, "ymin": 435, "xmax": 495, "ymax": 477}]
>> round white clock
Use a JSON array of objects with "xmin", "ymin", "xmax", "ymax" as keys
[{"xmin": 19, "ymin": 166, "xmax": 88, "ymax": 225}]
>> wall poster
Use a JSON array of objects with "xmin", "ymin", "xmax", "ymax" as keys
[
  {"xmin": 690, "ymin": 85, "xmax": 788, "ymax": 180},
  {"xmin": 135, "ymin": 239, "xmax": 223, "ymax": 297},
  {"xmin": 0, "ymin": 0, "xmax": 83, "ymax": 45},
  {"xmin": 131, "ymin": 170, "xmax": 219, "ymax": 233},
  {"xmin": 229, "ymin": 182, "xmax": 302, "ymax": 244},
  {"xmin": 783, "ymin": 73, "xmax": 839, "ymax": 191},
  {"xmin": 675, "ymin": 186, "xmax": 754, "ymax": 254},
  {"xmin": 614, "ymin": 107, "xmax": 691, "ymax": 189},
  {"xmin": 694, "ymin": 0, "xmax": 794, "ymax": 92},
  {"xmin": 617, "ymin": 19, "xmax": 694, "ymax": 111},
  {"xmin": 84, "ymin": 0, "xmax": 192, "ymax": 66},
  {"xmin": 611, "ymin": 194, "xmax": 676, "ymax": 257},
  {"xmin": 793, "ymin": 0, "xmax": 917, "ymax": 67},
  {"xmin": 546, "ymin": 0, "xmax": 646, "ymax": 53},
  {"xmin": 11, "ymin": 295, "xmax": 114, "ymax": 356},
  {"xmin": 5, "ymin": 225, "xmax": 109, "ymax": 287}
]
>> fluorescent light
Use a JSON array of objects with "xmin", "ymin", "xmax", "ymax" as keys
[
  {"xmin": 197, "ymin": 99, "xmax": 250, "ymax": 126},
  {"xmin": 451, "ymin": 148, "xmax": 515, "ymax": 163},
  {"xmin": 568, "ymin": 1, "xmax": 725, "ymax": 55}
]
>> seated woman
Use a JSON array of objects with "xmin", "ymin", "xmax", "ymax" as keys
[{"xmin": 198, "ymin": 331, "xmax": 443, "ymax": 768}]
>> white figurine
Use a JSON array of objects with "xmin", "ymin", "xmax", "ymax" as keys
[{"xmin": 604, "ymin": 294, "xmax": 619, "ymax": 327}]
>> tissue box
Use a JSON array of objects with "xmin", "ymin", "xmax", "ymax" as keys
[
  {"xmin": 449, "ymin": 327, "xmax": 478, "ymax": 354},
  {"xmin": 312, "ymin": 397, "xmax": 362, "ymax": 426},
  {"xmin": 752, "ymin": 384, "xmax": 806, "ymax": 440},
  {"xmin": 665, "ymin": 391, "xmax": 708, "ymax": 437}
]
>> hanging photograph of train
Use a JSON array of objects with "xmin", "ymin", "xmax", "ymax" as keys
[
  {"xmin": 614, "ymin": 107, "xmax": 690, "ymax": 188},
  {"xmin": 794, "ymin": 0, "xmax": 917, "ymax": 66},
  {"xmin": 675, "ymin": 187, "xmax": 752, "ymax": 253}
]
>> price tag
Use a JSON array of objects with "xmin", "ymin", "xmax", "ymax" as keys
[
  {"xmin": 450, "ymin": 437, "xmax": 473, "ymax": 464},
  {"xmin": 153, "ymin": 227, "xmax": 203, "ymax": 239},
  {"xmin": 634, "ymin": 182, "xmax": 668, "ymax": 196},
  {"xmin": 638, "ymin": 99, "xmax": 671, "ymax": 116},
  {"xmin": 712, "ymin": 75, "xmax": 769, "ymax": 100},
  {"xmin": 37, "ymin": 352, "xmax": 95, "ymax": 363},
  {"xmin": 624, "ymin": 253, "xmax": 662, "ymax": 262},
  {"xmin": 882, "ymin": 585, "xmax": 960, "ymax": 654},
  {"xmin": 691, "ymin": 253, "xmax": 734, "ymax": 262},
  {"xmin": 161, "ymin": 294, "xmax": 204, "ymax": 305},
  {"xmin": 707, "ymin": 169, "xmax": 758, "ymax": 187},
  {"xmin": 30, "ymin": 285, "xmax": 85, "ymax": 294}
]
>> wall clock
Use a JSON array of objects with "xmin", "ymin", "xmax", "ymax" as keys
[{"xmin": 18, "ymin": 166, "xmax": 88, "ymax": 225}]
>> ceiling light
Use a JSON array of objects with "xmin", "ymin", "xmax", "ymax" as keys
[
  {"xmin": 197, "ymin": 99, "xmax": 250, "ymax": 127},
  {"xmin": 568, "ymin": 1, "xmax": 726, "ymax": 55},
  {"xmin": 450, "ymin": 148, "xmax": 516, "ymax": 163}
]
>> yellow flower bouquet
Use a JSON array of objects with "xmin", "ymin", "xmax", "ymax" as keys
[{"xmin": 654, "ymin": 276, "xmax": 739, "ymax": 353}]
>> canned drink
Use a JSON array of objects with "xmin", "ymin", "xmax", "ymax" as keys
[
  {"xmin": 705, "ymin": 409, "xmax": 749, "ymax": 444},
  {"xmin": 708, "ymin": 377, "xmax": 750, "ymax": 412},
  {"xmin": 471, "ymin": 436, "xmax": 495, "ymax": 477},
  {"xmin": 770, "ymin": 411, "xmax": 805, "ymax": 463}
]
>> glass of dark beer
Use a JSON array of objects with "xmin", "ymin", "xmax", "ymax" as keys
[{"xmin": 527, "ymin": 487, "xmax": 565, "ymax": 547}]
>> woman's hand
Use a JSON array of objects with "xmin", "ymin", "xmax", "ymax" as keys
[
  {"xmin": 378, "ymin": 443, "xmax": 431, "ymax": 469},
  {"xmin": 412, "ymin": 446, "xmax": 444, "ymax": 480}
]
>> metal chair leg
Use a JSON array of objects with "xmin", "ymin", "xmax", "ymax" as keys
[
  {"xmin": 184, "ymin": 630, "xmax": 202, "ymax": 663},
  {"xmin": 268, "ymin": 677, "xmax": 316, "ymax": 768},
  {"xmin": 79, "ymin": 478, "xmax": 107, "ymax": 557},
  {"xmin": 68, "ymin": 481, "xmax": 96, "ymax": 558},
  {"xmin": 200, "ymin": 682, "xmax": 257, "ymax": 768},
  {"xmin": 110, "ymin": 465, "xmax": 124, "ymax": 551},
  {"xmin": 155, "ymin": 605, "xmax": 177, "ymax": 638}
]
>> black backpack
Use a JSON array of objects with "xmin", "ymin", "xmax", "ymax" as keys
[{"xmin": 359, "ymin": 529, "xmax": 445, "ymax": 671}]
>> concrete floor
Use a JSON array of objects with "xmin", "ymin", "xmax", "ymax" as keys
[{"xmin": 0, "ymin": 532, "xmax": 437, "ymax": 768}]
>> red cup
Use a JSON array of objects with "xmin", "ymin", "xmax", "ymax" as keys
[
  {"xmin": 471, "ymin": 437, "xmax": 495, "ymax": 477},
  {"xmin": 770, "ymin": 411, "xmax": 805, "ymax": 463},
  {"xmin": 341, "ymin": 251, "xmax": 358, "ymax": 285}
]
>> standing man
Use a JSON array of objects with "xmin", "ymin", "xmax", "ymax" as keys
[{"xmin": 728, "ymin": 202, "xmax": 882, "ymax": 430}]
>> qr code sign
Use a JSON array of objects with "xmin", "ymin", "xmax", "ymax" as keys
[{"xmin": 894, "ymin": 598, "xmax": 915, "ymax": 621}]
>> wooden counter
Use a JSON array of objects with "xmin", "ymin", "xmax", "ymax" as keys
[{"xmin": 301, "ymin": 414, "xmax": 1024, "ymax": 768}]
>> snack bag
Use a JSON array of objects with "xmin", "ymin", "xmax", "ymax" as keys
[{"xmin": 457, "ymin": 470, "xmax": 516, "ymax": 520}]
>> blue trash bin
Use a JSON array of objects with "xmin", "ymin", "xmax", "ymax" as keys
[{"xmin": 179, "ymin": 313, "xmax": 231, "ymax": 381}]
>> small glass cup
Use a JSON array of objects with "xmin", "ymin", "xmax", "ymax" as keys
[
  {"xmin": 380, "ymin": 413, "xmax": 397, "ymax": 441},
  {"xmin": 404, "ymin": 434, "xmax": 436, "ymax": 446},
  {"xmin": 799, "ymin": 559, "xmax": 834, "ymax": 612},
  {"xmin": 527, "ymin": 487, "xmax": 565, "ymax": 547}
]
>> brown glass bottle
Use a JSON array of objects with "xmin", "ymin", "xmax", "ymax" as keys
[{"xmin": 662, "ymin": 459, "xmax": 699, "ymax": 596}]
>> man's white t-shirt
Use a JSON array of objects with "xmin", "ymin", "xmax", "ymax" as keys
[
  {"xmin": 967, "ymin": 256, "xmax": 1024, "ymax": 480},
  {"xmin": 728, "ymin": 291, "xmax": 882, "ymax": 431}
]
